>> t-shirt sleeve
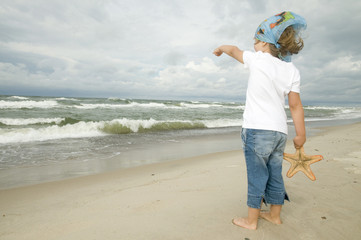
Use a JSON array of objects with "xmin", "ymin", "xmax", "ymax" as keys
[
  {"xmin": 290, "ymin": 68, "xmax": 301, "ymax": 93},
  {"xmin": 243, "ymin": 51, "xmax": 254, "ymax": 69}
]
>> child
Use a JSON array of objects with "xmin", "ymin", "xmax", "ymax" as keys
[{"xmin": 213, "ymin": 11, "xmax": 307, "ymax": 230}]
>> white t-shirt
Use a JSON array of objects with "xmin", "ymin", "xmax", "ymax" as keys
[{"xmin": 242, "ymin": 51, "xmax": 301, "ymax": 134}]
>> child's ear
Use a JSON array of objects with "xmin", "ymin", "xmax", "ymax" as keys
[{"xmin": 263, "ymin": 42, "xmax": 272, "ymax": 51}]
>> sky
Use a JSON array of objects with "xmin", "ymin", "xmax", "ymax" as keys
[{"xmin": 1, "ymin": 0, "xmax": 361, "ymax": 104}]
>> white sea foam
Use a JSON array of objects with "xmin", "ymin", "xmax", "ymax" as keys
[
  {"xmin": 0, "ymin": 121, "xmax": 105, "ymax": 144},
  {"xmin": 9, "ymin": 96, "xmax": 29, "ymax": 100},
  {"xmin": 339, "ymin": 108, "xmax": 361, "ymax": 119},
  {"xmin": 0, "ymin": 100, "xmax": 59, "ymax": 109},
  {"xmin": 226, "ymin": 105, "xmax": 245, "ymax": 110},
  {"xmin": 74, "ymin": 101, "xmax": 242, "ymax": 110},
  {"xmin": 55, "ymin": 97, "xmax": 79, "ymax": 101},
  {"xmin": 201, "ymin": 119, "xmax": 243, "ymax": 128},
  {"xmin": 0, "ymin": 118, "xmax": 242, "ymax": 144},
  {"xmin": 180, "ymin": 102, "xmax": 243, "ymax": 110},
  {"xmin": 180, "ymin": 102, "xmax": 223, "ymax": 108},
  {"xmin": 107, "ymin": 118, "xmax": 159, "ymax": 132},
  {"xmin": 74, "ymin": 102, "xmax": 171, "ymax": 109},
  {"xmin": 74, "ymin": 102, "xmax": 244, "ymax": 110},
  {"xmin": 303, "ymin": 106, "xmax": 343, "ymax": 110},
  {"xmin": 0, "ymin": 118, "xmax": 64, "ymax": 126}
]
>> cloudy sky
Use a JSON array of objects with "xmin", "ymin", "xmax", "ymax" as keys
[{"xmin": 1, "ymin": 0, "xmax": 360, "ymax": 104}]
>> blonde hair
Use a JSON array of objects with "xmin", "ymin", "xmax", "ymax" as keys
[{"xmin": 269, "ymin": 26, "xmax": 304, "ymax": 59}]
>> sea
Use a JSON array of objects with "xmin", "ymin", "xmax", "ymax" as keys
[{"xmin": 1, "ymin": 95, "xmax": 361, "ymax": 189}]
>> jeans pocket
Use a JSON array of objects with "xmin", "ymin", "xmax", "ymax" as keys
[{"xmin": 253, "ymin": 130, "xmax": 275, "ymax": 157}]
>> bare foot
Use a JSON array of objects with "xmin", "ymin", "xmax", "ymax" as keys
[
  {"xmin": 232, "ymin": 217, "xmax": 257, "ymax": 230},
  {"xmin": 259, "ymin": 212, "xmax": 282, "ymax": 225}
]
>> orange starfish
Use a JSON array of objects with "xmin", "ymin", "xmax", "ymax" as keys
[{"xmin": 283, "ymin": 147, "xmax": 323, "ymax": 181}]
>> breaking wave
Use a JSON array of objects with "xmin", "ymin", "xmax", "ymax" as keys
[
  {"xmin": 0, "ymin": 100, "xmax": 59, "ymax": 109},
  {"xmin": 0, "ymin": 118, "xmax": 65, "ymax": 126},
  {"xmin": 0, "ymin": 118, "xmax": 242, "ymax": 144}
]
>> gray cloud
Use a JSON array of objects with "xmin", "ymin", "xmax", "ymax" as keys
[{"xmin": 0, "ymin": 0, "xmax": 360, "ymax": 104}]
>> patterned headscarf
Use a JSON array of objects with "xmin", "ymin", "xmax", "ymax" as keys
[{"xmin": 254, "ymin": 11, "xmax": 307, "ymax": 62}]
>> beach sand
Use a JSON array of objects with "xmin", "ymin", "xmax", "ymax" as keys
[{"xmin": 1, "ymin": 123, "xmax": 360, "ymax": 240}]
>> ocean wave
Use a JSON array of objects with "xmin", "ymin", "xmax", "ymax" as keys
[
  {"xmin": 0, "ymin": 118, "xmax": 65, "ymax": 126},
  {"xmin": 303, "ymin": 106, "xmax": 343, "ymax": 110},
  {"xmin": 100, "ymin": 119, "xmax": 208, "ymax": 134},
  {"xmin": 0, "ymin": 100, "xmax": 59, "ymax": 109},
  {"xmin": 302, "ymin": 109, "xmax": 361, "ymax": 122},
  {"xmin": 201, "ymin": 119, "xmax": 243, "ymax": 128},
  {"xmin": 99, "ymin": 118, "xmax": 242, "ymax": 134},
  {"xmin": 0, "ymin": 121, "xmax": 105, "ymax": 144},
  {"xmin": 74, "ymin": 102, "xmax": 173, "ymax": 110},
  {"xmin": 71, "ymin": 100, "xmax": 243, "ymax": 110},
  {"xmin": 340, "ymin": 107, "xmax": 361, "ymax": 115},
  {"xmin": 107, "ymin": 97, "xmax": 128, "ymax": 101},
  {"xmin": 101, "ymin": 121, "xmax": 206, "ymax": 134},
  {"xmin": 0, "ymin": 97, "xmax": 243, "ymax": 110},
  {"xmin": 55, "ymin": 97, "xmax": 79, "ymax": 101},
  {"xmin": 0, "ymin": 118, "xmax": 242, "ymax": 144},
  {"xmin": 180, "ymin": 102, "xmax": 244, "ymax": 110},
  {"xmin": 8, "ymin": 96, "xmax": 29, "ymax": 100},
  {"xmin": 180, "ymin": 102, "xmax": 223, "ymax": 108},
  {"xmin": 59, "ymin": 117, "xmax": 81, "ymax": 126}
]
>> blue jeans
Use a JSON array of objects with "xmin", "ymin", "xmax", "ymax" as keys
[{"xmin": 241, "ymin": 128, "xmax": 289, "ymax": 209}]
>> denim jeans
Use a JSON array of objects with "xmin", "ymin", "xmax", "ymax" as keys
[{"xmin": 241, "ymin": 128, "xmax": 289, "ymax": 209}]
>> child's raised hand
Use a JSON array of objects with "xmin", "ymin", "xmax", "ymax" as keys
[{"xmin": 213, "ymin": 48, "xmax": 223, "ymax": 56}]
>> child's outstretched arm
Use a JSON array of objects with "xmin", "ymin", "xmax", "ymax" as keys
[
  {"xmin": 288, "ymin": 91, "xmax": 306, "ymax": 149},
  {"xmin": 213, "ymin": 45, "xmax": 244, "ymax": 64}
]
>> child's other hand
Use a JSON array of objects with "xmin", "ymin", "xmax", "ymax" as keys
[
  {"xmin": 213, "ymin": 48, "xmax": 223, "ymax": 56},
  {"xmin": 293, "ymin": 135, "xmax": 306, "ymax": 149}
]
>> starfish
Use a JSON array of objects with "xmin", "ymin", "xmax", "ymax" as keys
[{"xmin": 283, "ymin": 147, "xmax": 323, "ymax": 181}]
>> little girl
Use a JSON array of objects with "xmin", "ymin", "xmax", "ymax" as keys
[{"xmin": 213, "ymin": 11, "xmax": 307, "ymax": 230}]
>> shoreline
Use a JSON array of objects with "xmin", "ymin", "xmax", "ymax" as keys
[
  {"xmin": 0, "ymin": 119, "xmax": 359, "ymax": 190},
  {"xmin": 0, "ymin": 122, "xmax": 360, "ymax": 239},
  {"xmin": 0, "ymin": 129, "xmax": 243, "ymax": 190}
]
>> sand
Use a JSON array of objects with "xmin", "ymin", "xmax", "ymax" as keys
[{"xmin": 1, "ymin": 122, "xmax": 360, "ymax": 240}]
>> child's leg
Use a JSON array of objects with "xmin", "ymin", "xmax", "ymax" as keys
[
  {"xmin": 236, "ymin": 128, "xmax": 273, "ymax": 230},
  {"xmin": 260, "ymin": 204, "xmax": 282, "ymax": 224},
  {"xmin": 232, "ymin": 207, "xmax": 261, "ymax": 230},
  {"xmin": 261, "ymin": 132, "xmax": 287, "ymax": 225}
]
